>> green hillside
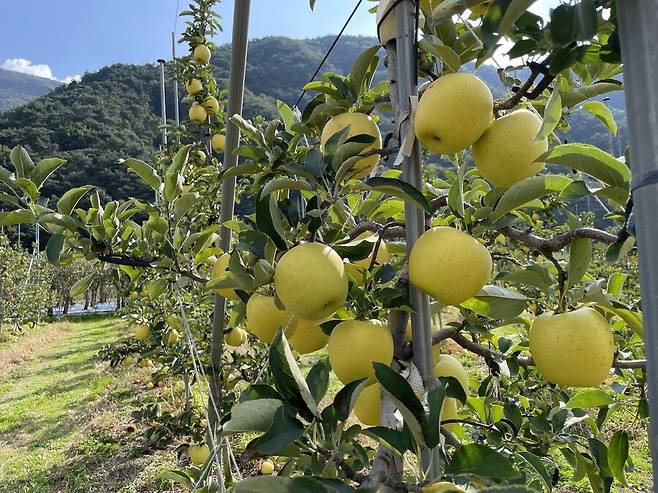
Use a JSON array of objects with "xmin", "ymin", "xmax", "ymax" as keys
[
  {"xmin": 0, "ymin": 68, "xmax": 61, "ymax": 111},
  {"xmin": 0, "ymin": 35, "xmax": 626, "ymax": 205}
]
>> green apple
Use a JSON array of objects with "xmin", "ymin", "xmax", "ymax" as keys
[
  {"xmin": 472, "ymin": 109, "xmax": 548, "ymax": 186},
  {"xmin": 320, "ymin": 112, "xmax": 382, "ymax": 180},
  {"xmin": 245, "ymin": 294, "xmax": 295, "ymax": 343},
  {"xmin": 328, "ymin": 319, "xmax": 393, "ymax": 384},
  {"xmin": 415, "ymin": 73, "xmax": 493, "ymax": 154},
  {"xmin": 193, "ymin": 44, "xmax": 212, "ymax": 64},
  {"xmin": 409, "ymin": 227, "xmax": 492, "ymax": 306},
  {"xmin": 274, "ymin": 243, "xmax": 348, "ymax": 320},
  {"xmin": 529, "ymin": 307, "xmax": 614, "ymax": 387},
  {"xmin": 189, "ymin": 104, "xmax": 208, "ymax": 123}
]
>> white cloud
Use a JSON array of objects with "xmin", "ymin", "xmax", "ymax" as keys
[
  {"xmin": 62, "ymin": 75, "xmax": 82, "ymax": 84},
  {"xmin": 1, "ymin": 57, "xmax": 55, "ymax": 80}
]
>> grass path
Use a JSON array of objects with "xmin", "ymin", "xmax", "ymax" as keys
[{"xmin": 0, "ymin": 317, "xmax": 180, "ymax": 493}]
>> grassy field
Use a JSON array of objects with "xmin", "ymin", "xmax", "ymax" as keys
[
  {"xmin": 0, "ymin": 316, "xmax": 652, "ymax": 492},
  {"xmin": 0, "ymin": 316, "xmax": 182, "ymax": 493}
]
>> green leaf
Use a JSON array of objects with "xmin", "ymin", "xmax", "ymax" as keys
[
  {"xmin": 269, "ymin": 329, "xmax": 319, "ymax": 417},
  {"xmin": 566, "ymin": 389, "xmax": 614, "ymax": 409},
  {"xmin": 250, "ymin": 406, "xmax": 305, "ymax": 455},
  {"xmin": 306, "ymin": 358, "xmax": 331, "ymax": 407},
  {"xmin": 536, "ymin": 87, "xmax": 562, "ymax": 141},
  {"xmin": 499, "ymin": 265, "xmax": 552, "ymax": 294},
  {"xmin": 541, "ymin": 144, "xmax": 631, "ymax": 190},
  {"xmin": 493, "ymin": 174, "xmax": 572, "ymax": 218},
  {"xmin": 168, "ymin": 144, "xmax": 192, "ymax": 175},
  {"xmin": 517, "ymin": 451, "xmax": 552, "ymax": 491},
  {"xmin": 582, "ymin": 101, "xmax": 617, "ymax": 136},
  {"xmin": 373, "ymin": 362, "xmax": 426, "ymax": 447},
  {"xmin": 608, "ymin": 430, "xmax": 629, "ymax": 486},
  {"xmin": 46, "ymin": 233, "xmax": 65, "ymax": 266},
  {"xmin": 123, "ymin": 158, "xmax": 161, "ymax": 192},
  {"xmin": 277, "ymin": 100, "xmax": 295, "ymax": 133},
  {"xmin": 57, "ymin": 185, "xmax": 94, "ymax": 215},
  {"xmin": 463, "ymin": 285, "xmax": 529, "ymax": 320},
  {"xmin": 222, "ymin": 398, "xmax": 284, "ymax": 435},
  {"xmin": 561, "ymin": 82, "xmax": 623, "ymax": 108},
  {"xmin": 347, "ymin": 45, "xmax": 381, "ymax": 97},
  {"xmin": 256, "ymin": 192, "xmax": 287, "ymax": 251},
  {"xmin": 0, "ymin": 209, "xmax": 35, "ymax": 227},
  {"xmin": 70, "ymin": 272, "xmax": 96, "ymax": 297},
  {"xmin": 365, "ymin": 177, "xmax": 430, "ymax": 213},
  {"xmin": 15, "ymin": 178, "xmax": 38, "ymax": 201},
  {"xmin": 447, "ymin": 443, "xmax": 520, "ymax": 479},
  {"xmin": 550, "ymin": 1, "xmax": 597, "ymax": 46},
  {"xmin": 363, "ymin": 426, "xmax": 415, "ymax": 455},
  {"xmin": 156, "ymin": 470, "xmax": 194, "ymax": 489},
  {"xmin": 567, "ymin": 237, "xmax": 592, "ymax": 288},
  {"xmin": 261, "ymin": 178, "xmax": 313, "ymax": 196},
  {"xmin": 425, "ymin": 379, "xmax": 447, "ymax": 448},
  {"xmin": 499, "ymin": 0, "xmax": 537, "ymax": 35},
  {"xmin": 31, "ymin": 158, "xmax": 66, "ymax": 190},
  {"xmin": 10, "ymin": 145, "xmax": 34, "ymax": 178},
  {"xmin": 231, "ymin": 476, "xmax": 352, "ymax": 493},
  {"xmin": 448, "ymin": 162, "xmax": 466, "ymax": 217}
]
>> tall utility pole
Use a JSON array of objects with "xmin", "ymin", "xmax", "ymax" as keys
[
  {"xmin": 172, "ymin": 33, "xmax": 181, "ymax": 127},
  {"xmin": 208, "ymin": 0, "xmax": 251, "ymax": 433},
  {"xmin": 157, "ymin": 59, "xmax": 168, "ymax": 146},
  {"xmin": 617, "ymin": 3, "xmax": 658, "ymax": 488}
]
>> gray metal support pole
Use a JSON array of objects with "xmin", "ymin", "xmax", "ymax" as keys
[
  {"xmin": 618, "ymin": 3, "xmax": 658, "ymax": 486},
  {"xmin": 157, "ymin": 59, "xmax": 168, "ymax": 146},
  {"xmin": 172, "ymin": 33, "xmax": 181, "ymax": 127},
  {"xmin": 208, "ymin": 0, "xmax": 251, "ymax": 433},
  {"xmin": 395, "ymin": 0, "xmax": 439, "ymax": 479}
]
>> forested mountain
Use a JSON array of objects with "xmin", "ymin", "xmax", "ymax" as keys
[
  {"xmin": 0, "ymin": 35, "xmax": 626, "ymax": 205},
  {"xmin": 0, "ymin": 68, "xmax": 61, "ymax": 111}
]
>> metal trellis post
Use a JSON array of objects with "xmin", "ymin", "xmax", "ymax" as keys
[
  {"xmin": 172, "ymin": 32, "xmax": 181, "ymax": 127},
  {"xmin": 157, "ymin": 59, "xmax": 168, "ymax": 146},
  {"xmin": 208, "ymin": 0, "xmax": 251, "ymax": 433},
  {"xmin": 617, "ymin": 2, "xmax": 658, "ymax": 487},
  {"xmin": 395, "ymin": 0, "xmax": 440, "ymax": 479}
]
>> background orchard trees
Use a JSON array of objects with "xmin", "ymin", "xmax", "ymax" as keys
[{"xmin": 0, "ymin": 0, "xmax": 648, "ymax": 492}]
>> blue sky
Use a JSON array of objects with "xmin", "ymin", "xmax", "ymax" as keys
[{"xmin": 0, "ymin": 0, "xmax": 557, "ymax": 82}]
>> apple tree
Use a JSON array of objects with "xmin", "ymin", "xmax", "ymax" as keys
[{"xmin": 0, "ymin": 0, "xmax": 649, "ymax": 492}]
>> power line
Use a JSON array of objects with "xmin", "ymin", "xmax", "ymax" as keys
[{"xmin": 294, "ymin": 0, "xmax": 365, "ymax": 109}]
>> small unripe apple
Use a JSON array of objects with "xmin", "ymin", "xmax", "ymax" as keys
[
  {"xmin": 197, "ymin": 150, "xmax": 206, "ymax": 162},
  {"xmin": 167, "ymin": 329, "xmax": 180, "ymax": 346},
  {"xmin": 211, "ymin": 253, "xmax": 238, "ymax": 300},
  {"xmin": 260, "ymin": 459, "xmax": 275, "ymax": 475},
  {"xmin": 211, "ymin": 134, "xmax": 226, "ymax": 152},
  {"xmin": 245, "ymin": 294, "xmax": 294, "ymax": 343},
  {"xmin": 186, "ymin": 78, "xmax": 203, "ymax": 95},
  {"xmin": 134, "ymin": 324, "xmax": 150, "ymax": 341},
  {"xmin": 189, "ymin": 444, "xmax": 210, "ymax": 465},
  {"xmin": 225, "ymin": 328, "xmax": 244, "ymax": 347},
  {"xmin": 189, "ymin": 104, "xmax": 208, "ymax": 123},
  {"xmin": 194, "ymin": 44, "xmax": 212, "ymax": 64},
  {"xmin": 121, "ymin": 356, "xmax": 134, "ymax": 367}
]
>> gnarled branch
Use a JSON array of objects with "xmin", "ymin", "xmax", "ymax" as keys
[{"xmin": 499, "ymin": 226, "xmax": 618, "ymax": 252}]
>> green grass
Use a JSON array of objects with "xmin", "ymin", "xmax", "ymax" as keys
[{"xmin": 0, "ymin": 316, "xmax": 182, "ymax": 493}]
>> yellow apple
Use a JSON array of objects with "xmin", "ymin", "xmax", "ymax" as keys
[
  {"xmin": 354, "ymin": 238, "xmax": 389, "ymax": 269},
  {"xmin": 320, "ymin": 112, "xmax": 382, "ymax": 180},
  {"xmin": 225, "ymin": 328, "xmax": 244, "ymax": 347},
  {"xmin": 328, "ymin": 319, "xmax": 394, "ymax": 384},
  {"xmin": 415, "ymin": 72, "xmax": 493, "ymax": 155},
  {"xmin": 434, "ymin": 354, "xmax": 469, "ymax": 396},
  {"xmin": 423, "ymin": 481, "xmax": 467, "ymax": 493},
  {"xmin": 202, "ymin": 96, "xmax": 221, "ymax": 113},
  {"xmin": 274, "ymin": 243, "xmax": 348, "ymax": 320},
  {"xmin": 288, "ymin": 319, "xmax": 329, "ymax": 354},
  {"xmin": 354, "ymin": 382, "xmax": 381, "ymax": 426},
  {"xmin": 167, "ymin": 329, "xmax": 180, "ymax": 346},
  {"xmin": 409, "ymin": 227, "xmax": 492, "ymax": 306},
  {"xmin": 121, "ymin": 356, "xmax": 134, "ymax": 367},
  {"xmin": 472, "ymin": 109, "xmax": 548, "ymax": 187},
  {"xmin": 260, "ymin": 459, "xmax": 275, "ymax": 475},
  {"xmin": 189, "ymin": 444, "xmax": 210, "ymax": 465},
  {"xmin": 134, "ymin": 324, "xmax": 150, "ymax": 341},
  {"xmin": 245, "ymin": 294, "xmax": 295, "ymax": 343},
  {"xmin": 189, "ymin": 104, "xmax": 208, "ymax": 123},
  {"xmin": 441, "ymin": 397, "xmax": 459, "ymax": 432},
  {"xmin": 211, "ymin": 253, "xmax": 239, "ymax": 300},
  {"xmin": 529, "ymin": 307, "xmax": 614, "ymax": 387},
  {"xmin": 211, "ymin": 133, "xmax": 226, "ymax": 152},
  {"xmin": 129, "ymin": 291, "xmax": 139, "ymax": 300},
  {"xmin": 186, "ymin": 78, "xmax": 203, "ymax": 95},
  {"xmin": 139, "ymin": 357, "xmax": 153, "ymax": 368},
  {"xmin": 376, "ymin": 0, "xmax": 426, "ymax": 45},
  {"xmin": 404, "ymin": 320, "xmax": 441, "ymax": 364},
  {"xmin": 194, "ymin": 44, "xmax": 212, "ymax": 64},
  {"xmin": 146, "ymin": 381, "xmax": 155, "ymax": 389}
]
